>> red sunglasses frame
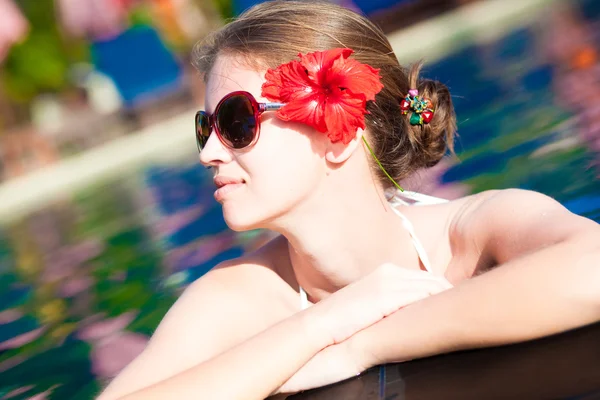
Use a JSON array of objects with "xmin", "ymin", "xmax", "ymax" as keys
[{"xmin": 195, "ymin": 91, "xmax": 284, "ymax": 152}]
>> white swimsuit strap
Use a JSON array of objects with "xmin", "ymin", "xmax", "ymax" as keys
[
  {"xmin": 386, "ymin": 188, "xmax": 449, "ymax": 206},
  {"xmin": 299, "ymin": 286, "xmax": 309, "ymax": 310},
  {"xmin": 388, "ymin": 189, "xmax": 447, "ymax": 275},
  {"xmin": 390, "ymin": 206, "xmax": 434, "ymax": 274}
]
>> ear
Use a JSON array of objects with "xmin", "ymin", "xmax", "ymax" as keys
[{"xmin": 324, "ymin": 128, "xmax": 364, "ymax": 164}]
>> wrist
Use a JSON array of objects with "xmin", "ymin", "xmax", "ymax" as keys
[
  {"xmin": 299, "ymin": 308, "xmax": 335, "ymax": 350},
  {"xmin": 346, "ymin": 329, "xmax": 379, "ymax": 370}
]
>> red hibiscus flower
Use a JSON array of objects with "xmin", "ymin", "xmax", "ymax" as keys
[{"xmin": 261, "ymin": 48, "xmax": 384, "ymax": 144}]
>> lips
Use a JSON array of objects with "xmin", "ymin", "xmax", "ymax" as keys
[
  {"xmin": 214, "ymin": 176, "xmax": 244, "ymax": 188},
  {"xmin": 213, "ymin": 176, "xmax": 245, "ymax": 201}
]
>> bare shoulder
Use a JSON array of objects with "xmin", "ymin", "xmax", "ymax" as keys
[
  {"xmin": 447, "ymin": 188, "xmax": 599, "ymax": 273},
  {"xmin": 205, "ymin": 234, "xmax": 299, "ymax": 310},
  {"xmin": 451, "ymin": 188, "xmax": 596, "ymax": 237},
  {"xmin": 98, "ymin": 234, "xmax": 297, "ymax": 399}
]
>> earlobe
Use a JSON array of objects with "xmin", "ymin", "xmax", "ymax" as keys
[{"xmin": 324, "ymin": 128, "xmax": 364, "ymax": 164}]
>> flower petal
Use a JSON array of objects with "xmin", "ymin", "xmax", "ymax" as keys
[
  {"xmin": 327, "ymin": 56, "xmax": 384, "ymax": 102},
  {"xmin": 298, "ymin": 48, "xmax": 353, "ymax": 86},
  {"xmin": 262, "ymin": 60, "xmax": 313, "ymax": 102},
  {"xmin": 277, "ymin": 91, "xmax": 328, "ymax": 133},
  {"xmin": 323, "ymin": 90, "xmax": 367, "ymax": 144}
]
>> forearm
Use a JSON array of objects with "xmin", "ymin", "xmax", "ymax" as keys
[
  {"xmin": 353, "ymin": 237, "xmax": 600, "ymax": 366},
  {"xmin": 118, "ymin": 310, "xmax": 329, "ymax": 400}
]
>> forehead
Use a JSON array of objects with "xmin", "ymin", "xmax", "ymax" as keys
[{"xmin": 204, "ymin": 55, "xmax": 268, "ymax": 113}]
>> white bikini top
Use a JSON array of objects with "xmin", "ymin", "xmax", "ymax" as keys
[{"xmin": 299, "ymin": 189, "xmax": 448, "ymax": 310}]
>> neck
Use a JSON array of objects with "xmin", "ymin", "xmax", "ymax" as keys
[{"xmin": 265, "ymin": 154, "xmax": 421, "ymax": 302}]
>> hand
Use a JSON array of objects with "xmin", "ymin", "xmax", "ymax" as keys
[
  {"xmin": 307, "ymin": 263, "xmax": 453, "ymax": 347},
  {"xmin": 275, "ymin": 337, "xmax": 363, "ymax": 394},
  {"xmin": 278, "ymin": 265, "xmax": 452, "ymax": 394}
]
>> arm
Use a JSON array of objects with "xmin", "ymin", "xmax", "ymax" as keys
[
  {"xmin": 99, "ymin": 261, "xmax": 447, "ymax": 399},
  {"xmin": 351, "ymin": 189, "xmax": 600, "ymax": 366},
  {"xmin": 97, "ymin": 262, "xmax": 304, "ymax": 400},
  {"xmin": 114, "ymin": 307, "xmax": 327, "ymax": 400}
]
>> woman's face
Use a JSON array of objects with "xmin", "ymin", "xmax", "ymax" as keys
[{"xmin": 199, "ymin": 54, "xmax": 330, "ymax": 231}]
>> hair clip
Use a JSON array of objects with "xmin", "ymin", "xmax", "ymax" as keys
[{"xmin": 399, "ymin": 89, "xmax": 434, "ymax": 126}]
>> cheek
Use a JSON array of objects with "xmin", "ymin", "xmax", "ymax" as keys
[
  {"xmin": 244, "ymin": 123, "xmax": 325, "ymax": 197},
  {"xmin": 221, "ymin": 124, "xmax": 325, "ymax": 230}
]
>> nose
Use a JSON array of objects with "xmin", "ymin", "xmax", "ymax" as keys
[{"xmin": 199, "ymin": 130, "xmax": 233, "ymax": 168}]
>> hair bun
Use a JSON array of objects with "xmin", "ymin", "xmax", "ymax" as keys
[{"xmin": 405, "ymin": 62, "xmax": 457, "ymax": 169}]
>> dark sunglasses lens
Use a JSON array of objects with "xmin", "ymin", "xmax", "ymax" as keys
[
  {"xmin": 217, "ymin": 94, "xmax": 257, "ymax": 149},
  {"xmin": 196, "ymin": 113, "xmax": 210, "ymax": 152}
]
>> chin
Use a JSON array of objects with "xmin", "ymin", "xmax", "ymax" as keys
[
  {"xmin": 221, "ymin": 199, "xmax": 288, "ymax": 233},
  {"xmin": 221, "ymin": 205, "xmax": 264, "ymax": 232}
]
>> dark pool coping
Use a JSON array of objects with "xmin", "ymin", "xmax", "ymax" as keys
[{"xmin": 287, "ymin": 321, "xmax": 600, "ymax": 399}]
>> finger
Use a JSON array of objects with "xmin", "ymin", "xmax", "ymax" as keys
[
  {"xmin": 439, "ymin": 278, "xmax": 454, "ymax": 290},
  {"xmin": 381, "ymin": 266, "xmax": 453, "ymax": 286},
  {"xmin": 378, "ymin": 263, "xmax": 442, "ymax": 279},
  {"xmin": 390, "ymin": 276, "xmax": 453, "ymax": 293},
  {"xmin": 381, "ymin": 289, "xmax": 436, "ymax": 316}
]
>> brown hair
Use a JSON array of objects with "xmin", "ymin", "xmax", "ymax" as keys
[{"xmin": 192, "ymin": 0, "xmax": 457, "ymax": 186}]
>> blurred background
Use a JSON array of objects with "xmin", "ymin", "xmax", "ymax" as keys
[{"xmin": 0, "ymin": 0, "xmax": 599, "ymax": 398}]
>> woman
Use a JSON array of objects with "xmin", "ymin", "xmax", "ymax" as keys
[{"xmin": 97, "ymin": 1, "xmax": 600, "ymax": 399}]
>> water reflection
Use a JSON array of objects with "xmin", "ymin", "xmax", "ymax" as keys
[{"xmin": 1, "ymin": 0, "xmax": 600, "ymax": 398}]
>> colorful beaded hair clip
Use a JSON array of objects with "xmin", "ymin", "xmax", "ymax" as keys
[{"xmin": 399, "ymin": 89, "xmax": 435, "ymax": 126}]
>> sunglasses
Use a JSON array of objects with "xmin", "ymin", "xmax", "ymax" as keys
[{"xmin": 195, "ymin": 91, "xmax": 284, "ymax": 152}]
